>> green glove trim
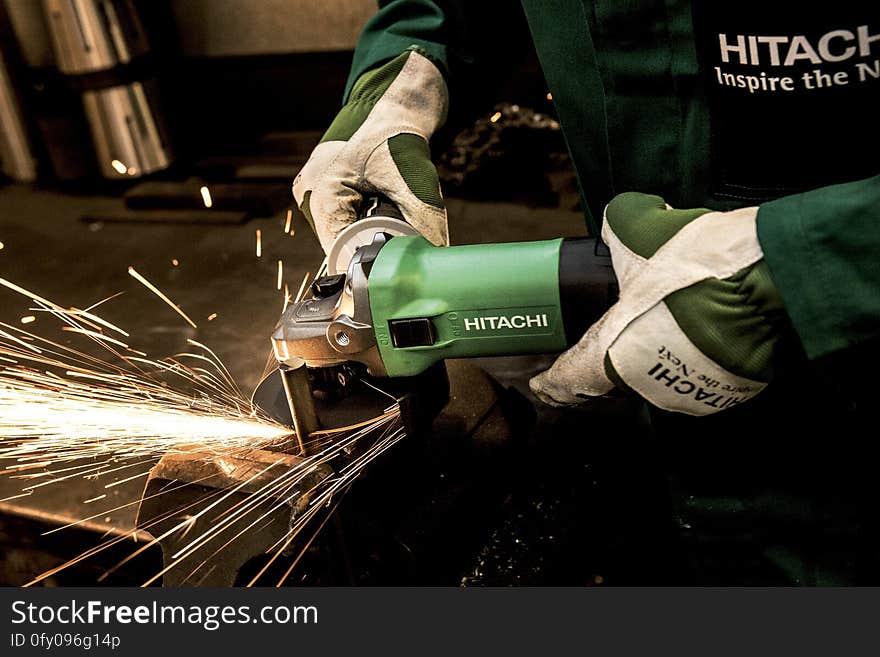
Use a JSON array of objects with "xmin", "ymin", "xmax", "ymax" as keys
[
  {"xmin": 666, "ymin": 263, "xmax": 783, "ymax": 382},
  {"xmin": 321, "ymin": 51, "xmax": 411, "ymax": 143},
  {"xmin": 602, "ymin": 353, "xmax": 628, "ymax": 393},
  {"xmin": 387, "ymin": 133, "xmax": 443, "ymax": 209},
  {"xmin": 604, "ymin": 192, "xmax": 708, "ymax": 257},
  {"xmin": 323, "ymin": 46, "xmax": 444, "ymax": 144},
  {"xmin": 299, "ymin": 190, "xmax": 316, "ymax": 234}
]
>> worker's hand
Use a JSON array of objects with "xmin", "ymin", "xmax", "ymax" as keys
[
  {"xmin": 530, "ymin": 192, "xmax": 787, "ymax": 416},
  {"xmin": 293, "ymin": 48, "xmax": 449, "ymax": 253}
]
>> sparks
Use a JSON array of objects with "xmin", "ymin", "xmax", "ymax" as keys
[
  {"xmin": 294, "ymin": 272, "xmax": 311, "ymax": 304},
  {"xmin": 0, "ymin": 274, "xmax": 409, "ymax": 588},
  {"xmin": 256, "ymin": 229, "xmax": 262, "ymax": 258},
  {"xmin": 20, "ymin": 316, "xmax": 35, "ymax": 324},
  {"xmin": 207, "ymin": 312, "xmax": 218, "ymax": 321},
  {"xmin": 284, "ymin": 209, "xmax": 292, "ymax": 233},
  {"xmin": 171, "ymin": 258, "xmax": 179, "ymax": 267},
  {"xmin": 110, "ymin": 159, "xmax": 127, "ymax": 175},
  {"xmin": 0, "ymin": 366, "xmax": 287, "ymax": 452},
  {"xmin": 0, "ymin": 296, "xmax": 291, "ymax": 525},
  {"xmin": 0, "ymin": 287, "xmax": 291, "ymax": 499},
  {"xmin": 0, "ymin": 277, "xmax": 62, "ymax": 311},
  {"xmin": 490, "ymin": 111, "xmax": 502, "ymax": 123},
  {"xmin": 127, "ymin": 266, "xmax": 198, "ymax": 329},
  {"xmin": 276, "ymin": 260, "xmax": 283, "ymax": 290},
  {"xmin": 199, "ymin": 186, "xmax": 213, "ymax": 208}
]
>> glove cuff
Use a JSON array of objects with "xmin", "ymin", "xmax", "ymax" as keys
[{"xmin": 323, "ymin": 48, "xmax": 448, "ymax": 144}]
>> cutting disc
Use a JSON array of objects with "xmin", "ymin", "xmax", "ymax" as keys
[
  {"xmin": 326, "ymin": 217, "xmax": 417, "ymax": 275},
  {"xmin": 250, "ymin": 367, "xmax": 405, "ymax": 431},
  {"xmin": 251, "ymin": 369, "xmax": 295, "ymax": 427}
]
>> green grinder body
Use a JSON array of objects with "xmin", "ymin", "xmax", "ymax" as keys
[{"xmin": 368, "ymin": 235, "xmax": 617, "ymax": 378}]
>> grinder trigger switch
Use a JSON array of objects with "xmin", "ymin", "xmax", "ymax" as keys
[{"xmin": 389, "ymin": 318, "xmax": 436, "ymax": 348}]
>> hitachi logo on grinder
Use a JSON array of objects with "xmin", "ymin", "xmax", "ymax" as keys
[{"xmin": 463, "ymin": 314, "xmax": 548, "ymax": 331}]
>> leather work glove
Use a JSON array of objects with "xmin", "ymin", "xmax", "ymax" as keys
[
  {"xmin": 293, "ymin": 48, "xmax": 449, "ymax": 253},
  {"xmin": 530, "ymin": 192, "xmax": 787, "ymax": 416}
]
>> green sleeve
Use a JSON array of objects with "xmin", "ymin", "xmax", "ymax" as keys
[
  {"xmin": 344, "ymin": 1, "xmax": 527, "ymax": 103},
  {"xmin": 346, "ymin": 0, "xmax": 449, "ymax": 98},
  {"xmin": 756, "ymin": 175, "xmax": 880, "ymax": 360}
]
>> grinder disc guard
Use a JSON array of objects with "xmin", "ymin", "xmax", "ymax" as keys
[{"xmin": 325, "ymin": 216, "xmax": 417, "ymax": 275}]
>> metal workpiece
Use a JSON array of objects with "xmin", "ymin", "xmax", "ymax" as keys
[
  {"xmin": 135, "ymin": 445, "xmax": 332, "ymax": 587},
  {"xmin": 136, "ymin": 360, "xmax": 453, "ymax": 587}
]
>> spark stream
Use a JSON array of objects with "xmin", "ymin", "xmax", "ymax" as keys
[
  {"xmin": 0, "ymin": 273, "xmax": 407, "ymax": 586},
  {"xmin": 0, "ymin": 277, "xmax": 291, "ymax": 469}
]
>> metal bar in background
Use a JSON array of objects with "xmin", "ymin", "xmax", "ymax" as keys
[
  {"xmin": 0, "ymin": 30, "xmax": 37, "ymax": 181},
  {"xmin": 42, "ymin": 0, "xmax": 172, "ymax": 180},
  {"xmin": 0, "ymin": 6, "xmax": 37, "ymax": 182}
]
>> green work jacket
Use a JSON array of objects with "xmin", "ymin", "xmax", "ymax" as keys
[
  {"xmin": 346, "ymin": 0, "xmax": 880, "ymax": 365},
  {"xmin": 343, "ymin": 1, "xmax": 880, "ymax": 585}
]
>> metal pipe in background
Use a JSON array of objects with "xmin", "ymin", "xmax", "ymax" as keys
[
  {"xmin": 42, "ymin": 0, "xmax": 171, "ymax": 180},
  {"xmin": 43, "ymin": 0, "xmax": 148, "ymax": 74},
  {"xmin": 81, "ymin": 79, "xmax": 170, "ymax": 177},
  {"xmin": 0, "ymin": 47, "xmax": 37, "ymax": 181}
]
